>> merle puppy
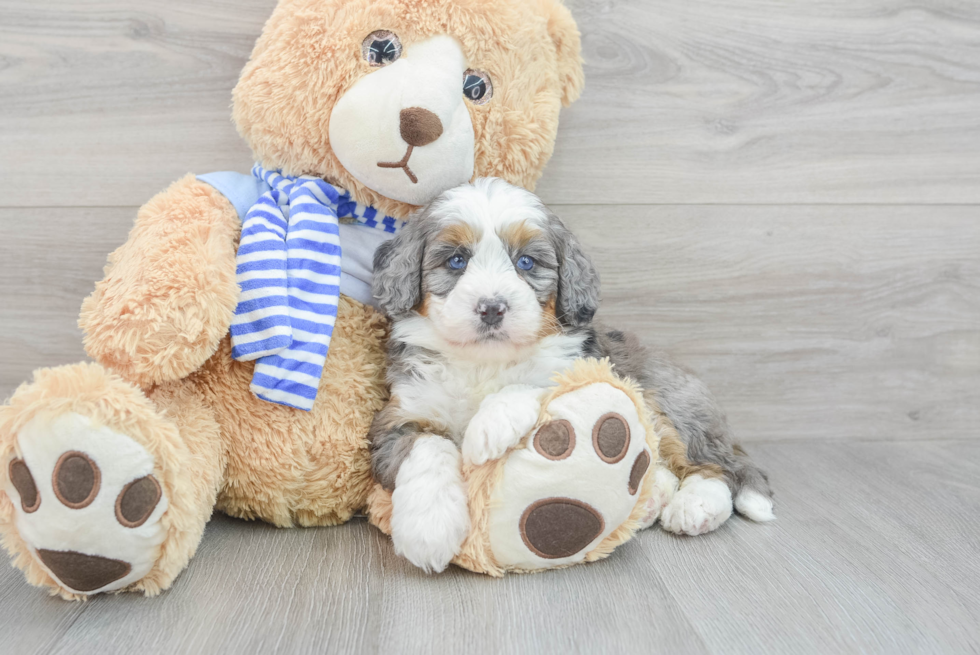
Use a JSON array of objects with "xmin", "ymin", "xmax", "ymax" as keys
[{"xmin": 369, "ymin": 178, "xmax": 773, "ymax": 572}]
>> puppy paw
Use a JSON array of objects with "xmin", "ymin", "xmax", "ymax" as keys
[
  {"xmin": 462, "ymin": 385, "xmax": 541, "ymax": 466},
  {"xmin": 390, "ymin": 436, "xmax": 470, "ymax": 573},
  {"xmin": 735, "ymin": 488, "xmax": 776, "ymax": 522},
  {"xmin": 5, "ymin": 412, "xmax": 169, "ymax": 595},
  {"xmin": 660, "ymin": 474, "xmax": 733, "ymax": 536},
  {"xmin": 638, "ymin": 466, "xmax": 679, "ymax": 529}
]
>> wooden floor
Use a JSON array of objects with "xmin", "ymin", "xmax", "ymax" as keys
[
  {"xmin": 1, "ymin": 0, "xmax": 978, "ymax": 653},
  {"xmin": 4, "ymin": 440, "xmax": 979, "ymax": 655}
]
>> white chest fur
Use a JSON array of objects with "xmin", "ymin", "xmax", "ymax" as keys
[{"xmin": 391, "ymin": 332, "xmax": 586, "ymax": 444}]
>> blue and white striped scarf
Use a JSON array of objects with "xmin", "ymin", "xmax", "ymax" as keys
[{"xmin": 231, "ymin": 165, "xmax": 404, "ymax": 410}]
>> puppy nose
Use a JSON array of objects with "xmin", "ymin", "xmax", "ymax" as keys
[
  {"xmin": 400, "ymin": 107, "xmax": 443, "ymax": 147},
  {"xmin": 478, "ymin": 298, "xmax": 508, "ymax": 327}
]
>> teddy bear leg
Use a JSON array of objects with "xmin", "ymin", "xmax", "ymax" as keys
[
  {"xmin": 0, "ymin": 362, "xmax": 223, "ymax": 599},
  {"xmin": 389, "ymin": 436, "xmax": 470, "ymax": 573}
]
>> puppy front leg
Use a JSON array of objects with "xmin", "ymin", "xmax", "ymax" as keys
[
  {"xmin": 462, "ymin": 384, "xmax": 544, "ymax": 466},
  {"xmin": 370, "ymin": 411, "xmax": 469, "ymax": 573}
]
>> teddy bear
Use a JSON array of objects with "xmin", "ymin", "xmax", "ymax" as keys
[{"xmin": 0, "ymin": 0, "xmax": 591, "ymax": 599}]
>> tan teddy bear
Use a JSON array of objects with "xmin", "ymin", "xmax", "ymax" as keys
[{"xmin": 0, "ymin": 0, "xmax": 588, "ymax": 599}]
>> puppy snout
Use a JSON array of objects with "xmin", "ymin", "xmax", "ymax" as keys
[
  {"xmin": 477, "ymin": 298, "xmax": 508, "ymax": 327},
  {"xmin": 400, "ymin": 107, "xmax": 443, "ymax": 147}
]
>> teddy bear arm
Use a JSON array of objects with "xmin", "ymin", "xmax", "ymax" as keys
[{"xmin": 80, "ymin": 175, "xmax": 242, "ymax": 388}]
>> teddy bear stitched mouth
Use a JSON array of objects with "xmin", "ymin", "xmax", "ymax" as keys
[
  {"xmin": 377, "ymin": 107, "xmax": 444, "ymax": 184},
  {"xmin": 377, "ymin": 145, "xmax": 419, "ymax": 183}
]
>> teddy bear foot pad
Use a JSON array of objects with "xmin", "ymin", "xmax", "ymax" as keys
[
  {"xmin": 487, "ymin": 382, "xmax": 652, "ymax": 570},
  {"xmin": 6, "ymin": 412, "xmax": 168, "ymax": 594}
]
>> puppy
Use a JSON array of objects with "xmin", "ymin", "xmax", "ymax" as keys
[{"xmin": 370, "ymin": 178, "xmax": 774, "ymax": 572}]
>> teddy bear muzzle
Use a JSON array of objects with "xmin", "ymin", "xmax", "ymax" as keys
[{"xmin": 329, "ymin": 35, "xmax": 476, "ymax": 206}]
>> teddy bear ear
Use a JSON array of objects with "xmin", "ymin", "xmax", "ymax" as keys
[{"xmin": 542, "ymin": 0, "xmax": 585, "ymax": 106}]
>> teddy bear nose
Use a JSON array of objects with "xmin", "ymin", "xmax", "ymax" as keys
[{"xmin": 399, "ymin": 107, "xmax": 444, "ymax": 147}]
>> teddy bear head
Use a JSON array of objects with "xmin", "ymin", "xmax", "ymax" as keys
[{"xmin": 232, "ymin": 0, "xmax": 583, "ymax": 219}]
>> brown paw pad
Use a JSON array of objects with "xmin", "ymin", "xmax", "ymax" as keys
[
  {"xmin": 533, "ymin": 420, "xmax": 575, "ymax": 460},
  {"xmin": 629, "ymin": 450, "xmax": 651, "ymax": 495},
  {"xmin": 520, "ymin": 498, "xmax": 605, "ymax": 559},
  {"xmin": 592, "ymin": 413, "xmax": 630, "ymax": 463},
  {"xmin": 52, "ymin": 451, "xmax": 101, "ymax": 509},
  {"xmin": 9, "ymin": 459, "xmax": 40, "ymax": 513},
  {"xmin": 115, "ymin": 475, "xmax": 162, "ymax": 528},
  {"xmin": 36, "ymin": 549, "xmax": 131, "ymax": 593}
]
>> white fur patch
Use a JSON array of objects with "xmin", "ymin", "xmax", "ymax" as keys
[
  {"xmin": 462, "ymin": 384, "xmax": 542, "ymax": 466},
  {"xmin": 735, "ymin": 488, "xmax": 776, "ymax": 522},
  {"xmin": 6, "ymin": 412, "xmax": 168, "ymax": 594},
  {"xmin": 389, "ymin": 328, "xmax": 587, "ymax": 442},
  {"xmin": 390, "ymin": 436, "xmax": 470, "ymax": 573},
  {"xmin": 660, "ymin": 474, "xmax": 733, "ymax": 536},
  {"xmin": 638, "ymin": 466, "xmax": 679, "ymax": 529},
  {"xmin": 435, "ymin": 179, "xmax": 549, "ymax": 232}
]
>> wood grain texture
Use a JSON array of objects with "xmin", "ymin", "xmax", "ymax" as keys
[
  {"xmin": 2, "ymin": 0, "xmax": 980, "ymax": 206},
  {"xmin": 559, "ymin": 204, "xmax": 980, "ymax": 441},
  {"xmin": 3, "ymin": 205, "xmax": 976, "ymax": 442},
  {"xmin": 0, "ymin": 0, "xmax": 267, "ymax": 207},
  {"xmin": 1, "ymin": 440, "xmax": 977, "ymax": 655},
  {"xmin": 540, "ymin": 0, "xmax": 980, "ymax": 204},
  {"xmin": 0, "ymin": 207, "xmax": 133, "ymax": 398},
  {"xmin": 1, "ymin": 0, "xmax": 978, "ymax": 651},
  {"xmin": 645, "ymin": 439, "xmax": 980, "ymax": 654}
]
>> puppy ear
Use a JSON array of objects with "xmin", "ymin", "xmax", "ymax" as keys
[
  {"xmin": 373, "ymin": 221, "xmax": 426, "ymax": 319},
  {"xmin": 549, "ymin": 213, "xmax": 600, "ymax": 327},
  {"xmin": 541, "ymin": 0, "xmax": 585, "ymax": 107}
]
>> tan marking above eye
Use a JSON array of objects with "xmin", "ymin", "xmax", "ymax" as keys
[
  {"xmin": 52, "ymin": 451, "xmax": 101, "ymax": 509},
  {"xmin": 498, "ymin": 221, "xmax": 541, "ymax": 251},
  {"xmin": 438, "ymin": 222, "xmax": 480, "ymax": 248},
  {"xmin": 592, "ymin": 413, "xmax": 631, "ymax": 464}
]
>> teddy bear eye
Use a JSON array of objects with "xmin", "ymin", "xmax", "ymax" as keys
[
  {"xmin": 463, "ymin": 69, "xmax": 493, "ymax": 105},
  {"xmin": 362, "ymin": 30, "xmax": 402, "ymax": 67}
]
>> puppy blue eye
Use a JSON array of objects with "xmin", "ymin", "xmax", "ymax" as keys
[
  {"xmin": 448, "ymin": 254, "xmax": 468, "ymax": 270},
  {"xmin": 517, "ymin": 255, "xmax": 535, "ymax": 271}
]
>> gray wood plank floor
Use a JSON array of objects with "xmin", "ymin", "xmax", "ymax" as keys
[
  {"xmin": 3, "ymin": 205, "xmax": 977, "ymax": 440},
  {"xmin": 2, "ymin": 0, "xmax": 980, "ymax": 206},
  {"xmin": 1, "ymin": 0, "xmax": 978, "ymax": 653},
  {"xmin": 3, "ymin": 440, "xmax": 978, "ymax": 655}
]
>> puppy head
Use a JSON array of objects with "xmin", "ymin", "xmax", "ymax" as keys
[{"xmin": 374, "ymin": 178, "xmax": 599, "ymax": 357}]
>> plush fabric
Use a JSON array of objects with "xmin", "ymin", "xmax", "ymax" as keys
[
  {"xmin": 230, "ymin": 165, "xmax": 403, "ymax": 410},
  {"xmin": 196, "ymin": 171, "xmax": 403, "ymax": 308},
  {"xmin": 0, "ymin": 0, "xmax": 586, "ymax": 597},
  {"xmin": 233, "ymin": 0, "xmax": 584, "ymax": 219},
  {"xmin": 367, "ymin": 359, "xmax": 666, "ymax": 576}
]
